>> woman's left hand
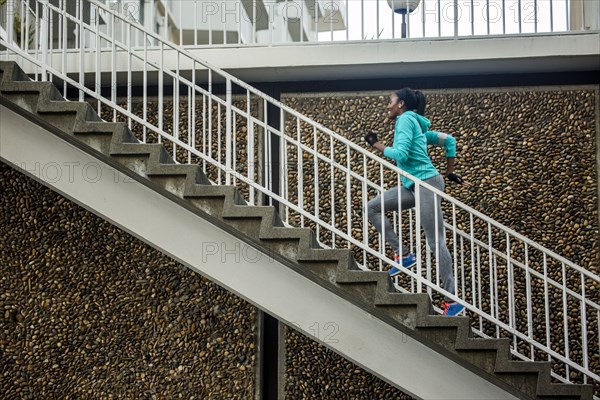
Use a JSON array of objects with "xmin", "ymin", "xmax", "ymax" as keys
[{"xmin": 364, "ymin": 131, "xmax": 378, "ymax": 146}]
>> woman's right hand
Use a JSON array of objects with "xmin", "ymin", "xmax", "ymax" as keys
[{"xmin": 447, "ymin": 173, "xmax": 471, "ymax": 186}]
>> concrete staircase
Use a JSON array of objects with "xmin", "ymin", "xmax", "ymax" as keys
[{"xmin": 0, "ymin": 61, "xmax": 594, "ymax": 400}]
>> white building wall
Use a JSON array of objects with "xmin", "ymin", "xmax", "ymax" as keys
[{"xmin": 148, "ymin": 0, "xmax": 346, "ymax": 44}]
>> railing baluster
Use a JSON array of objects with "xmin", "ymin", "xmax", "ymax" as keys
[
  {"xmin": 534, "ymin": 0, "xmax": 538, "ymax": 32},
  {"xmin": 493, "ymin": 253, "xmax": 499, "ymax": 337},
  {"xmin": 188, "ymin": 85, "xmax": 192, "ymax": 164},
  {"xmin": 128, "ymin": 23, "xmax": 133, "ymax": 130},
  {"xmin": 94, "ymin": 3, "xmax": 101, "ymax": 115},
  {"xmin": 471, "ymin": 0, "xmax": 475, "ymax": 35},
  {"xmin": 378, "ymin": 163, "xmax": 385, "ymax": 271},
  {"xmin": 518, "ymin": 0, "xmax": 522, "ymax": 33},
  {"xmin": 201, "ymin": 90, "xmax": 206, "ymax": 174},
  {"xmin": 488, "ymin": 222, "xmax": 495, "ymax": 320},
  {"xmin": 233, "ymin": 96, "xmax": 239, "ymax": 188},
  {"xmin": 296, "ymin": 117, "xmax": 302, "ymax": 225},
  {"xmin": 460, "ymin": 235, "xmax": 466, "ymax": 306},
  {"xmin": 248, "ymin": 90, "xmax": 255, "ymax": 204},
  {"xmin": 524, "ymin": 243, "xmax": 534, "ymax": 359},
  {"xmin": 543, "ymin": 253, "xmax": 551, "ymax": 362},
  {"xmin": 208, "ymin": 70, "xmax": 214, "ymax": 176},
  {"xmin": 78, "ymin": 0, "xmax": 84, "ymax": 101},
  {"xmin": 280, "ymin": 108, "xmax": 288, "ymax": 222},
  {"xmin": 580, "ymin": 271, "xmax": 588, "ymax": 384},
  {"xmin": 218, "ymin": 100, "xmax": 223, "ymax": 184},
  {"xmin": 361, "ymin": 0, "xmax": 364, "ymax": 39},
  {"xmin": 477, "ymin": 246, "xmax": 482, "ymax": 332},
  {"xmin": 397, "ymin": 174, "xmax": 403, "ymax": 275},
  {"xmin": 376, "ymin": 0, "xmax": 380, "ymax": 38},
  {"xmin": 550, "ymin": 0, "xmax": 554, "ymax": 32},
  {"xmin": 502, "ymin": 0, "xmax": 506, "ymax": 34},
  {"xmin": 61, "ymin": 0, "xmax": 67, "ymax": 96},
  {"xmin": 361, "ymin": 154, "xmax": 368, "ymax": 267},
  {"xmin": 434, "ymin": 192, "xmax": 440, "ymax": 291},
  {"xmin": 346, "ymin": 144, "xmax": 351, "ymax": 248},
  {"xmin": 329, "ymin": 134, "xmax": 335, "ymax": 246},
  {"xmin": 470, "ymin": 213, "xmax": 476, "ymax": 309},
  {"xmin": 34, "ymin": 0, "xmax": 40, "ymax": 80},
  {"xmin": 414, "ymin": 183, "xmax": 422, "ymax": 293},
  {"xmin": 252, "ymin": 0, "xmax": 257, "ymax": 43},
  {"xmin": 507, "ymin": 232, "xmax": 516, "ymax": 351},
  {"xmin": 345, "ymin": 0, "xmax": 349, "ymax": 41},
  {"xmin": 486, "ymin": 0, "xmax": 490, "ymax": 35},
  {"xmin": 438, "ymin": 0, "xmax": 442, "ymax": 37},
  {"xmin": 426, "ymin": 236, "xmax": 432, "ymax": 291},
  {"xmin": 453, "ymin": 0, "xmax": 459, "ymax": 37},
  {"xmin": 225, "ymin": 78, "xmax": 232, "ymax": 185},
  {"xmin": 5, "ymin": 0, "xmax": 14, "ymax": 45},
  {"xmin": 452, "ymin": 203, "xmax": 458, "ymax": 299},
  {"xmin": 562, "ymin": 262, "xmax": 570, "ymax": 380},
  {"xmin": 40, "ymin": 0, "xmax": 47, "ymax": 80},
  {"xmin": 157, "ymin": 42, "xmax": 163, "ymax": 142},
  {"xmin": 313, "ymin": 126, "xmax": 319, "ymax": 240}
]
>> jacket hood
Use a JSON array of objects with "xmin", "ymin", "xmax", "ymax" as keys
[{"xmin": 406, "ymin": 111, "xmax": 431, "ymax": 133}]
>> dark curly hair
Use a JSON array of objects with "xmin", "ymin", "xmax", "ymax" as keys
[{"xmin": 395, "ymin": 88, "xmax": 426, "ymax": 116}]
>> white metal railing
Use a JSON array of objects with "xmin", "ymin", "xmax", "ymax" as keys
[
  {"xmin": 2, "ymin": 0, "xmax": 598, "ymax": 49},
  {"xmin": 0, "ymin": 0, "xmax": 598, "ymax": 394},
  {"xmin": 69, "ymin": 0, "xmax": 600, "ymax": 46}
]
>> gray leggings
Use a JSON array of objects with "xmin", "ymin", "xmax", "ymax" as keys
[{"xmin": 367, "ymin": 174, "xmax": 455, "ymax": 299}]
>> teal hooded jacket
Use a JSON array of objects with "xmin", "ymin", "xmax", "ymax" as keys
[{"xmin": 383, "ymin": 111, "xmax": 440, "ymax": 189}]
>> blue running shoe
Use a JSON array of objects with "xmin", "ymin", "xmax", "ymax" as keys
[
  {"xmin": 401, "ymin": 253, "xmax": 417, "ymax": 269},
  {"xmin": 443, "ymin": 302, "xmax": 465, "ymax": 316},
  {"xmin": 388, "ymin": 266, "xmax": 401, "ymax": 277},
  {"xmin": 388, "ymin": 253, "xmax": 417, "ymax": 277}
]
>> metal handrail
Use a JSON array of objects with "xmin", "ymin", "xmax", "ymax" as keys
[
  {"xmin": 97, "ymin": 0, "xmax": 600, "ymax": 45},
  {"xmin": 1, "ymin": 0, "xmax": 598, "ymax": 391}
]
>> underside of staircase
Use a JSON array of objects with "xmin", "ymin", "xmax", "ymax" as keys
[{"xmin": 0, "ymin": 61, "xmax": 594, "ymax": 400}]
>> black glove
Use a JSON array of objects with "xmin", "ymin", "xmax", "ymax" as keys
[
  {"xmin": 364, "ymin": 131, "xmax": 378, "ymax": 146},
  {"xmin": 447, "ymin": 173, "xmax": 465, "ymax": 185}
]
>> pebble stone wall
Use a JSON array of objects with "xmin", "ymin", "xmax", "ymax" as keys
[
  {"xmin": 0, "ymin": 163, "xmax": 256, "ymax": 399},
  {"xmin": 283, "ymin": 326, "xmax": 412, "ymax": 399}
]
